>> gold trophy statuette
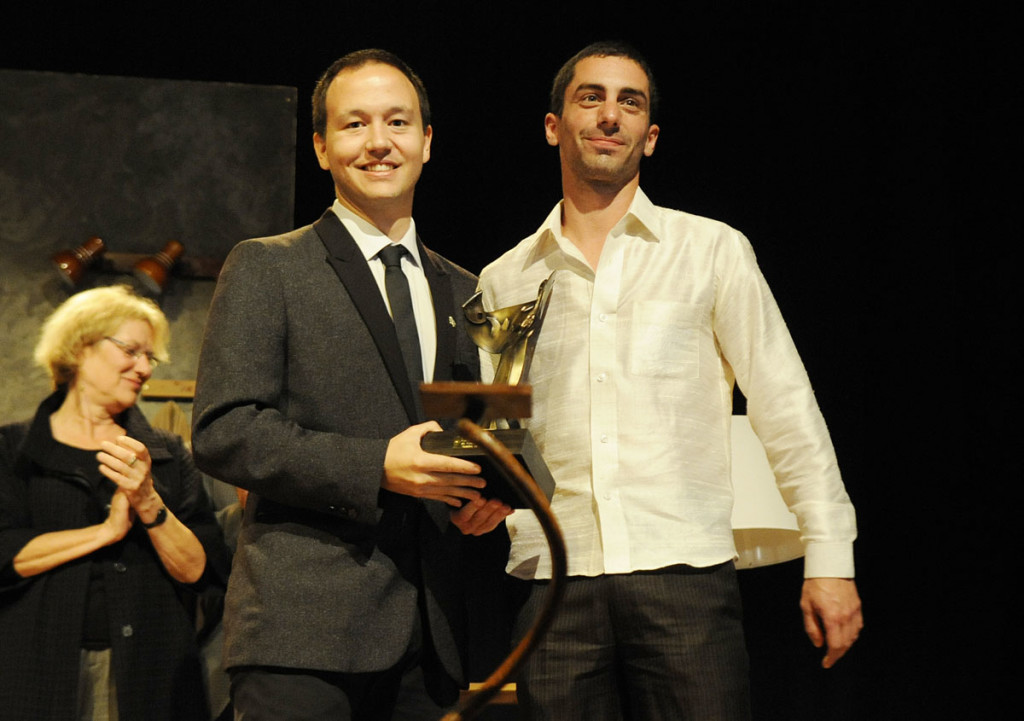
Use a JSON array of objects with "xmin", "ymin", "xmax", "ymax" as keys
[{"xmin": 420, "ymin": 273, "xmax": 557, "ymax": 507}]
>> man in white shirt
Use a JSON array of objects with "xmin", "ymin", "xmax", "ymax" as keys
[
  {"xmin": 478, "ymin": 41, "xmax": 863, "ymax": 720},
  {"xmin": 193, "ymin": 49, "xmax": 510, "ymax": 720}
]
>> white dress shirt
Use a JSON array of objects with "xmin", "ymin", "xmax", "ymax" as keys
[
  {"xmin": 332, "ymin": 200, "xmax": 436, "ymax": 381},
  {"xmin": 478, "ymin": 189, "xmax": 856, "ymax": 581}
]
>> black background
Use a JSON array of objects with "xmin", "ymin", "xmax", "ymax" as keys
[{"xmin": 2, "ymin": 2, "xmax": 1015, "ymax": 718}]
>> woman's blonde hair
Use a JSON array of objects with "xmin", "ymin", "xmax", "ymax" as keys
[{"xmin": 34, "ymin": 285, "xmax": 170, "ymax": 388}]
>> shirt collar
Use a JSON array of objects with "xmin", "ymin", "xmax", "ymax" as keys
[
  {"xmin": 622, "ymin": 187, "xmax": 662, "ymax": 242},
  {"xmin": 524, "ymin": 187, "xmax": 662, "ymax": 269},
  {"xmin": 331, "ymin": 199, "xmax": 422, "ymax": 267}
]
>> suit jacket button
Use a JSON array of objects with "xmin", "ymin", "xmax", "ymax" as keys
[
  {"xmin": 113, "ymin": 562, "xmax": 127, "ymax": 573},
  {"xmin": 121, "ymin": 624, "xmax": 134, "ymax": 638}
]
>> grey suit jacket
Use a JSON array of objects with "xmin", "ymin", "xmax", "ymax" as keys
[{"xmin": 192, "ymin": 209, "xmax": 479, "ymax": 702}]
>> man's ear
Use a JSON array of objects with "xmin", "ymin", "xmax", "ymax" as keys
[
  {"xmin": 313, "ymin": 133, "xmax": 330, "ymax": 170},
  {"xmin": 422, "ymin": 125, "xmax": 433, "ymax": 164},
  {"xmin": 643, "ymin": 123, "xmax": 660, "ymax": 157},
  {"xmin": 544, "ymin": 113, "xmax": 560, "ymax": 147}
]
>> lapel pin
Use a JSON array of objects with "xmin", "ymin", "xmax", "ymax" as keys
[{"xmin": 448, "ymin": 316, "xmax": 456, "ymax": 327}]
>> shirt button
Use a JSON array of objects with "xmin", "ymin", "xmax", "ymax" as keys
[
  {"xmin": 596, "ymin": 373, "xmax": 606, "ymax": 383},
  {"xmin": 600, "ymin": 434, "xmax": 609, "ymax": 443},
  {"xmin": 598, "ymin": 313, "xmax": 608, "ymax": 322},
  {"xmin": 121, "ymin": 625, "xmax": 134, "ymax": 638}
]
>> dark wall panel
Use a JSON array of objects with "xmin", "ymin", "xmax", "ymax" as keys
[{"xmin": 1, "ymin": 69, "xmax": 297, "ymax": 420}]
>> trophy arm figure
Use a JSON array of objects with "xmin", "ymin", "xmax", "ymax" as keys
[{"xmin": 463, "ymin": 273, "xmax": 556, "ymax": 386}]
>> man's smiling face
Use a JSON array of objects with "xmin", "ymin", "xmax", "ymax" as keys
[
  {"xmin": 546, "ymin": 54, "xmax": 659, "ymax": 189},
  {"xmin": 313, "ymin": 62, "xmax": 432, "ymax": 228}
]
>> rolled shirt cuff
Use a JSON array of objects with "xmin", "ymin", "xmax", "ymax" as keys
[{"xmin": 803, "ymin": 541, "xmax": 855, "ymax": 579}]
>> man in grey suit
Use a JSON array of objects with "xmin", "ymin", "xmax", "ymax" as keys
[{"xmin": 192, "ymin": 49, "xmax": 511, "ymax": 720}]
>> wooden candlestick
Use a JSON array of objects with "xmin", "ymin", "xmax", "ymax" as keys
[
  {"xmin": 133, "ymin": 240, "xmax": 184, "ymax": 295},
  {"xmin": 52, "ymin": 236, "xmax": 106, "ymax": 287}
]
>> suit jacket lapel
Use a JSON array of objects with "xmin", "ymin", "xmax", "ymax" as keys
[
  {"xmin": 419, "ymin": 239, "xmax": 457, "ymax": 384},
  {"xmin": 314, "ymin": 209, "xmax": 422, "ymax": 423},
  {"xmin": 417, "ymin": 242, "xmax": 460, "ymax": 536}
]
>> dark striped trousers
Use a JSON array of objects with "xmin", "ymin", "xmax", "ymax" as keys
[{"xmin": 514, "ymin": 562, "xmax": 751, "ymax": 721}]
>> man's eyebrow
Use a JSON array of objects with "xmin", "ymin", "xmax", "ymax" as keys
[
  {"xmin": 573, "ymin": 82, "xmax": 607, "ymax": 96},
  {"xmin": 573, "ymin": 83, "xmax": 648, "ymax": 102},
  {"xmin": 335, "ymin": 104, "xmax": 415, "ymax": 117},
  {"xmin": 617, "ymin": 87, "xmax": 649, "ymax": 103}
]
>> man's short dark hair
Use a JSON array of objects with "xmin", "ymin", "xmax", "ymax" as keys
[
  {"xmin": 311, "ymin": 49, "xmax": 431, "ymax": 137},
  {"xmin": 549, "ymin": 41, "xmax": 659, "ymax": 122}
]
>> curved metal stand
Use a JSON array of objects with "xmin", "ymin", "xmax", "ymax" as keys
[{"xmin": 441, "ymin": 418, "xmax": 567, "ymax": 721}]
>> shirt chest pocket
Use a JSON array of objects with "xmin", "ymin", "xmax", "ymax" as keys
[{"xmin": 628, "ymin": 301, "xmax": 705, "ymax": 379}]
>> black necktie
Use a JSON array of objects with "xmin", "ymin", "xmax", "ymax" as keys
[{"xmin": 378, "ymin": 244, "xmax": 423, "ymax": 385}]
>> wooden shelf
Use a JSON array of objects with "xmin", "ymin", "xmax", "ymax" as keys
[
  {"xmin": 460, "ymin": 683, "xmax": 517, "ymax": 705},
  {"xmin": 141, "ymin": 379, "xmax": 196, "ymax": 399}
]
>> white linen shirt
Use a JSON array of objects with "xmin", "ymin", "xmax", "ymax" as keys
[{"xmin": 478, "ymin": 189, "xmax": 856, "ymax": 581}]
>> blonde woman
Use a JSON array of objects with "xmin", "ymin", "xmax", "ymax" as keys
[{"xmin": 0, "ymin": 285, "xmax": 229, "ymax": 720}]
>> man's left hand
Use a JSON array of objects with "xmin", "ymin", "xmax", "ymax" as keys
[
  {"xmin": 451, "ymin": 497, "xmax": 512, "ymax": 536},
  {"xmin": 800, "ymin": 577, "xmax": 863, "ymax": 669}
]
